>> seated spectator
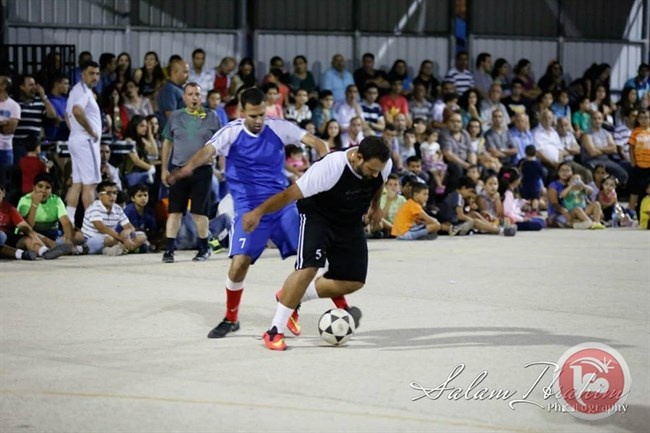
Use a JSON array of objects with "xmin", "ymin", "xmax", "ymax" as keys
[
  {"xmin": 133, "ymin": 51, "xmax": 166, "ymax": 108},
  {"xmin": 391, "ymin": 183, "xmax": 440, "ymax": 240},
  {"xmin": 320, "ymin": 54, "xmax": 355, "ymax": 103},
  {"xmin": 502, "ymin": 78, "xmax": 531, "ymax": 120},
  {"xmin": 509, "ymin": 112, "xmax": 534, "ymax": 164},
  {"xmin": 263, "ymin": 68, "xmax": 291, "ymax": 109},
  {"xmin": 81, "ymin": 181, "xmax": 147, "ymax": 255},
  {"xmin": 532, "ymin": 109, "xmax": 565, "ymax": 176},
  {"xmin": 513, "ymin": 59, "xmax": 542, "ymax": 101},
  {"xmin": 473, "ymin": 53, "xmax": 493, "ymax": 98},
  {"xmin": 123, "ymin": 183, "xmax": 160, "ymax": 248},
  {"xmin": 101, "ymin": 83, "xmax": 129, "ymax": 139},
  {"xmin": 99, "ymin": 143, "xmax": 122, "ymax": 190},
  {"xmin": 408, "ymin": 82, "xmax": 433, "ymax": 124},
  {"xmin": 551, "ymin": 89, "xmax": 572, "ymax": 122},
  {"xmin": 341, "ymin": 116, "xmax": 364, "ymax": 148},
  {"xmin": 19, "ymin": 136, "xmax": 48, "ymax": 194},
  {"xmin": 288, "ymin": 55, "xmax": 317, "ymax": 98},
  {"xmin": 485, "ymin": 109, "xmax": 517, "ymax": 166},
  {"xmin": 157, "ymin": 58, "xmax": 188, "ymax": 128},
  {"xmin": 466, "ymin": 164, "xmax": 483, "ymax": 194},
  {"xmin": 537, "ymin": 61, "xmax": 567, "ymax": 94},
  {"xmin": 571, "ymin": 97, "xmax": 591, "ymax": 141},
  {"xmin": 445, "ymin": 51, "xmax": 474, "ymax": 97},
  {"xmin": 321, "ymin": 119, "xmax": 343, "ymax": 152},
  {"xmin": 432, "ymin": 81, "xmax": 457, "ymax": 128},
  {"xmin": 530, "ymin": 90, "xmax": 554, "ymax": 129},
  {"xmin": 379, "ymin": 78, "xmax": 411, "ymax": 125},
  {"xmin": 440, "ymin": 113, "xmax": 475, "ymax": 190},
  {"xmin": 123, "ymin": 79, "xmax": 154, "ymax": 119},
  {"xmin": 419, "ymin": 128, "xmax": 447, "ymax": 194},
  {"xmin": 436, "ymin": 176, "xmax": 487, "ymax": 235},
  {"xmin": 388, "ymin": 59, "xmax": 413, "ymax": 96},
  {"xmin": 581, "ymin": 111, "xmax": 628, "ymax": 186},
  {"xmin": 335, "ymin": 85, "xmax": 362, "ymax": 132},
  {"xmin": 122, "ymin": 116, "xmax": 158, "ymax": 186},
  {"xmin": 556, "ymin": 116, "xmax": 591, "ymax": 182},
  {"xmin": 561, "ymin": 174, "xmax": 605, "ymax": 229},
  {"xmin": 284, "ymin": 144, "xmax": 310, "ymax": 183},
  {"xmin": 188, "ymin": 49, "xmax": 215, "ymax": 104},
  {"xmin": 0, "ymin": 182, "xmax": 48, "ymax": 260},
  {"xmin": 476, "ymin": 173, "xmax": 503, "ymax": 225},
  {"xmin": 413, "ymin": 60, "xmax": 440, "ymax": 101},
  {"xmin": 628, "ymin": 108, "xmax": 650, "ymax": 216},
  {"xmin": 360, "ymin": 83, "xmax": 385, "ymax": 135},
  {"xmin": 458, "ymin": 88, "xmax": 482, "ymax": 128},
  {"xmin": 262, "ymin": 83, "xmax": 283, "ymax": 118},
  {"xmin": 402, "ymin": 155, "xmax": 428, "ymax": 185},
  {"xmin": 480, "ymin": 83, "xmax": 511, "ymax": 130},
  {"xmin": 206, "ymin": 90, "xmax": 229, "ymax": 126},
  {"xmin": 640, "ymin": 180, "xmax": 650, "ymax": 229},
  {"xmin": 212, "ymin": 56, "xmax": 236, "ymax": 101},
  {"xmin": 16, "ymin": 172, "xmax": 83, "ymax": 254},
  {"xmin": 499, "ymin": 167, "xmax": 545, "ymax": 231},
  {"xmin": 597, "ymin": 175, "xmax": 632, "ymax": 226},
  {"xmin": 115, "ymin": 52, "xmax": 132, "ymax": 89},
  {"xmin": 368, "ymin": 174, "xmax": 406, "ymax": 237},
  {"xmin": 353, "ymin": 53, "xmax": 390, "ymax": 96},
  {"xmin": 44, "ymin": 74, "xmax": 70, "ymax": 140},
  {"xmin": 623, "ymin": 63, "xmax": 649, "ymax": 102},
  {"xmin": 312, "ymin": 90, "xmax": 336, "ymax": 135},
  {"xmin": 491, "ymin": 58, "xmax": 512, "ymax": 97},
  {"xmin": 284, "ymin": 88, "xmax": 312, "ymax": 124},
  {"xmin": 95, "ymin": 52, "xmax": 117, "ymax": 95}
]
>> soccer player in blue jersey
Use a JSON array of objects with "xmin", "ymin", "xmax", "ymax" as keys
[{"xmin": 169, "ymin": 87, "xmax": 329, "ymax": 339}]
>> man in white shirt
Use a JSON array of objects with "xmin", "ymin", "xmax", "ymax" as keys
[
  {"xmin": 334, "ymin": 85, "xmax": 362, "ymax": 132},
  {"xmin": 341, "ymin": 116, "xmax": 364, "ymax": 148},
  {"xmin": 532, "ymin": 109, "xmax": 565, "ymax": 171},
  {"xmin": 64, "ymin": 60, "xmax": 101, "ymax": 223},
  {"xmin": 188, "ymin": 48, "xmax": 215, "ymax": 104}
]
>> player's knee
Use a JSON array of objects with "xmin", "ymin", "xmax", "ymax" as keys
[{"xmin": 344, "ymin": 281, "xmax": 364, "ymax": 293}]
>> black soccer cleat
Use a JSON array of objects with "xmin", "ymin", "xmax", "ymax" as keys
[
  {"xmin": 346, "ymin": 306, "xmax": 362, "ymax": 329},
  {"xmin": 162, "ymin": 250, "xmax": 174, "ymax": 263},
  {"xmin": 192, "ymin": 248, "xmax": 211, "ymax": 262},
  {"xmin": 207, "ymin": 319, "xmax": 240, "ymax": 338}
]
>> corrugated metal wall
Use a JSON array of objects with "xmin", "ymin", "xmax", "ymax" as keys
[
  {"xmin": 359, "ymin": 36, "xmax": 449, "ymax": 78},
  {"xmin": 8, "ymin": 0, "xmax": 128, "ymax": 26},
  {"xmin": 471, "ymin": 38, "xmax": 557, "ymax": 83}
]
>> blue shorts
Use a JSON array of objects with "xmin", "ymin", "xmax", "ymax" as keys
[{"xmin": 229, "ymin": 204, "xmax": 299, "ymax": 263}]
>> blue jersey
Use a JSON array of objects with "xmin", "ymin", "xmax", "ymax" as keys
[{"xmin": 206, "ymin": 118, "xmax": 307, "ymax": 210}]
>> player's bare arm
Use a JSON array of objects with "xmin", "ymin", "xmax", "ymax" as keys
[
  {"xmin": 242, "ymin": 184, "xmax": 305, "ymax": 233},
  {"xmin": 301, "ymin": 133, "xmax": 329, "ymax": 158},
  {"xmin": 72, "ymin": 105, "xmax": 98, "ymax": 140},
  {"xmin": 168, "ymin": 145, "xmax": 216, "ymax": 185}
]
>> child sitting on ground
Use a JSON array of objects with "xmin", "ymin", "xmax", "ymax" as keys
[
  {"xmin": 640, "ymin": 181, "xmax": 650, "ymax": 229},
  {"xmin": 499, "ymin": 168, "xmax": 545, "ymax": 231},
  {"xmin": 123, "ymin": 183, "xmax": 160, "ymax": 249},
  {"xmin": 391, "ymin": 183, "xmax": 441, "ymax": 240},
  {"xmin": 368, "ymin": 174, "xmax": 406, "ymax": 238},
  {"xmin": 597, "ymin": 175, "xmax": 633, "ymax": 227},
  {"xmin": 476, "ymin": 173, "xmax": 503, "ymax": 225},
  {"xmin": 561, "ymin": 174, "xmax": 605, "ymax": 229}
]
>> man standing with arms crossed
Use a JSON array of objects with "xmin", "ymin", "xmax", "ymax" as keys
[
  {"xmin": 161, "ymin": 82, "xmax": 221, "ymax": 262},
  {"xmin": 169, "ymin": 87, "xmax": 328, "ymax": 339},
  {"xmin": 65, "ymin": 61, "xmax": 101, "ymax": 223}
]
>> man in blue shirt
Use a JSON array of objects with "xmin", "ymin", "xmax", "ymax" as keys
[
  {"xmin": 624, "ymin": 63, "xmax": 649, "ymax": 101},
  {"xmin": 157, "ymin": 58, "xmax": 188, "ymax": 130},
  {"xmin": 509, "ymin": 112, "xmax": 535, "ymax": 164},
  {"xmin": 169, "ymin": 88, "xmax": 328, "ymax": 339},
  {"xmin": 320, "ymin": 54, "xmax": 355, "ymax": 104}
]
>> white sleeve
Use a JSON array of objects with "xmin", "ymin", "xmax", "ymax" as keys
[
  {"xmin": 267, "ymin": 118, "xmax": 307, "ymax": 146},
  {"xmin": 9, "ymin": 100, "xmax": 21, "ymax": 119},
  {"xmin": 66, "ymin": 86, "xmax": 87, "ymax": 114},
  {"xmin": 380, "ymin": 158, "xmax": 393, "ymax": 181},
  {"xmin": 296, "ymin": 152, "xmax": 346, "ymax": 198},
  {"xmin": 205, "ymin": 121, "xmax": 240, "ymax": 156}
]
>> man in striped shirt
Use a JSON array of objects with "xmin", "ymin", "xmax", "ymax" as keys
[
  {"xmin": 444, "ymin": 51, "xmax": 475, "ymax": 97},
  {"xmin": 13, "ymin": 75, "xmax": 58, "ymax": 161},
  {"xmin": 81, "ymin": 181, "xmax": 147, "ymax": 255}
]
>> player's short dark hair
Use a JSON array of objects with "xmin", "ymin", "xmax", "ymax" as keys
[
  {"xmin": 96, "ymin": 181, "xmax": 117, "ymax": 193},
  {"xmin": 33, "ymin": 172, "xmax": 55, "ymax": 186},
  {"xmin": 457, "ymin": 176, "xmax": 476, "ymax": 190},
  {"xmin": 239, "ymin": 87, "xmax": 265, "ymax": 107},
  {"xmin": 358, "ymin": 136, "xmax": 390, "ymax": 163},
  {"xmin": 411, "ymin": 183, "xmax": 428, "ymax": 195},
  {"xmin": 525, "ymin": 144, "xmax": 537, "ymax": 157},
  {"xmin": 129, "ymin": 183, "xmax": 149, "ymax": 197}
]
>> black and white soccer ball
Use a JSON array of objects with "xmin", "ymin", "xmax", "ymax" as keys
[{"xmin": 318, "ymin": 308, "xmax": 356, "ymax": 346}]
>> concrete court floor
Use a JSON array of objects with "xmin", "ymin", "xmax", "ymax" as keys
[{"xmin": 0, "ymin": 228, "xmax": 648, "ymax": 433}]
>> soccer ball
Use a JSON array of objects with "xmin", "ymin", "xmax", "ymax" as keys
[{"xmin": 318, "ymin": 308, "xmax": 356, "ymax": 346}]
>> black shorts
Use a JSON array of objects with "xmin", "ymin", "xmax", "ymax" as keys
[
  {"xmin": 629, "ymin": 166, "xmax": 650, "ymax": 196},
  {"xmin": 296, "ymin": 213, "xmax": 368, "ymax": 283},
  {"xmin": 168, "ymin": 165, "xmax": 212, "ymax": 216}
]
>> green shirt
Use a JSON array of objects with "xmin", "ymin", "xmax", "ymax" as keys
[
  {"xmin": 572, "ymin": 111, "xmax": 591, "ymax": 133},
  {"xmin": 380, "ymin": 191, "xmax": 407, "ymax": 223},
  {"xmin": 17, "ymin": 193, "xmax": 67, "ymax": 232}
]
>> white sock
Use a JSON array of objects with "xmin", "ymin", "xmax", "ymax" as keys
[
  {"xmin": 38, "ymin": 246, "xmax": 48, "ymax": 256},
  {"xmin": 271, "ymin": 303, "xmax": 295, "ymax": 334},
  {"xmin": 15, "ymin": 249, "xmax": 24, "ymax": 259},
  {"xmin": 225, "ymin": 277, "xmax": 244, "ymax": 291},
  {"xmin": 300, "ymin": 280, "xmax": 320, "ymax": 303},
  {"xmin": 66, "ymin": 206, "xmax": 76, "ymax": 222}
]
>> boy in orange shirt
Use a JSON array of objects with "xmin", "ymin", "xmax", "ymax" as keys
[{"xmin": 391, "ymin": 183, "xmax": 440, "ymax": 240}]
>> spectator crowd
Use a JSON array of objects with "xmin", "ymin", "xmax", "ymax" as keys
[{"xmin": 1, "ymin": 47, "xmax": 649, "ymax": 262}]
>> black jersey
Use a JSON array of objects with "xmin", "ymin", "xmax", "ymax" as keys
[{"xmin": 295, "ymin": 149, "xmax": 392, "ymax": 226}]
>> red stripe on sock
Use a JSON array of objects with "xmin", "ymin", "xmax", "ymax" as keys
[
  {"xmin": 332, "ymin": 296, "xmax": 348, "ymax": 309},
  {"xmin": 225, "ymin": 288, "xmax": 243, "ymax": 322}
]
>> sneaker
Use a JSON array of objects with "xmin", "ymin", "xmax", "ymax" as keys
[
  {"xmin": 43, "ymin": 243, "xmax": 73, "ymax": 260},
  {"xmin": 421, "ymin": 232, "xmax": 438, "ymax": 240},
  {"xmin": 193, "ymin": 248, "xmax": 211, "ymax": 262},
  {"xmin": 346, "ymin": 306, "xmax": 362, "ymax": 329},
  {"xmin": 590, "ymin": 222, "xmax": 606, "ymax": 230},
  {"xmin": 21, "ymin": 250, "xmax": 37, "ymax": 261},
  {"xmin": 74, "ymin": 244, "xmax": 90, "ymax": 255},
  {"xmin": 262, "ymin": 326, "xmax": 287, "ymax": 351},
  {"xmin": 450, "ymin": 220, "xmax": 474, "ymax": 236},
  {"xmin": 102, "ymin": 244, "xmax": 126, "ymax": 256},
  {"xmin": 209, "ymin": 238, "xmax": 225, "ymax": 253},
  {"xmin": 573, "ymin": 220, "xmax": 593, "ymax": 230},
  {"xmin": 207, "ymin": 319, "xmax": 240, "ymax": 338},
  {"xmin": 162, "ymin": 250, "xmax": 174, "ymax": 263},
  {"xmin": 275, "ymin": 290, "xmax": 301, "ymax": 336},
  {"xmin": 502, "ymin": 225, "xmax": 517, "ymax": 237}
]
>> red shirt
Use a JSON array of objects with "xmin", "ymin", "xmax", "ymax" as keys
[
  {"xmin": 0, "ymin": 201, "xmax": 24, "ymax": 234},
  {"xmin": 19, "ymin": 155, "xmax": 47, "ymax": 194}
]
